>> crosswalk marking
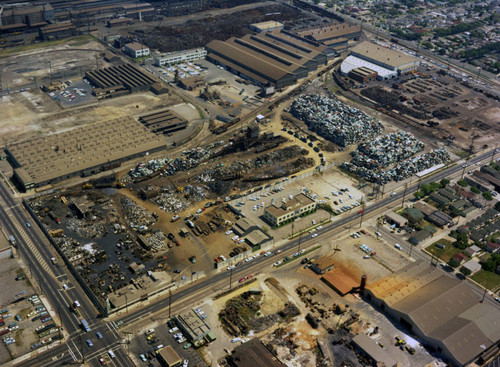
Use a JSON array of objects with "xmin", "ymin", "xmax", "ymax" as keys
[{"xmin": 16, "ymin": 225, "xmax": 55, "ymax": 278}]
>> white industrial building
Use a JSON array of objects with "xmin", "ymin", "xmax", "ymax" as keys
[
  {"xmin": 124, "ymin": 42, "xmax": 150, "ymax": 58},
  {"xmin": 153, "ymin": 48, "xmax": 207, "ymax": 66},
  {"xmin": 341, "ymin": 41, "xmax": 420, "ymax": 80}
]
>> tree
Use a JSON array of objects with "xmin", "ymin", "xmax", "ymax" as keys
[
  {"xmin": 440, "ymin": 178, "xmax": 450, "ymax": 188},
  {"xmin": 448, "ymin": 258, "xmax": 460, "ymax": 268},
  {"xmin": 457, "ymin": 180, "xmax": 468, "ymax": 187},
  {"xmin": 459, "ymin": 266, "xmax": 471, "ymax": 276},
  {"xmin": 470, "ymin": 186, "xmax": 481, "ymax": 194},
  {"xmin": 482, "ymin": 192, "xmax": 493, "ymax": 201}
]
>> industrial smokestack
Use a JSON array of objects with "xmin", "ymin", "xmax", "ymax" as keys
[{"xmin": 360, "ymin": 274, "xmax": 367, "ymax": 292}]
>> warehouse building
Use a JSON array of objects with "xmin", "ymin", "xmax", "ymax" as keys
[
  {"xmin": 348, "ymin": 41, "xmax": 420, "ymax": 75},
  {"xmin": 139, "ymin": 109, "xmax": 188, "ymax": 135},
  {"xmin": 107, "ymin": 18, "xmax": 132, "ymax": 28},
  {"xmin": 206, "ymin": 29, "xmax": 332, "ymax": 92},
  {"xmin": 263, "ymin": 193, "xmax": 316, "ymax": 227},
  {"xmin": 39, "ymin": 22, "xmax": 77, "ymax": 40},
  {"xmin": 299, "ymin": 23, "xmax": 361, "ymax": 51},
  {"xmin": 153, "ymin": 48, "xmax": 207, "ymax": 66},
  {"xmin": 348, "ymin": 66, "xmax": 378, "ymax": 83},
  {"xmin": 174, "ymin": 309, "xmax": 215, "ymax": 347},
  {"xmin": 6, "ymin": 118, "xmax": 165, "ymax": 191},
  {"xmin": 124, "ymin": 42, "xmax": 150, "ymax": 58},
  {"xmin": 364, "ymin": 259, "xmax": 500, "ymax": 367},
  {"xmin": 352, "ymin": 334, "xmax": 397, "ymax": 367},
  {"xmin": 157, "ymin": 345, "xmax": 182, "ymax": 367},
  {"xmin": 85, "ymin": 63, "xmax": 156, "ymax": 97},
  {"xmin": 228, "ymin": 338, "xmax": 285, "ymax": 367},
  {"xmin": 249, "ymin": 21, "xmax": 284, "ymax": 33},
  {"xmin": 0, "ymin": 3, "xmax": 54, "ymax": 33}
]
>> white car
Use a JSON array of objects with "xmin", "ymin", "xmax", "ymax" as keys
[
  {"xmin": 227, "ymin": 265, "xmax": 235, "ymax": 271},
  {"xmin": 273, "ymin": 261, "xmax": 282, "ymax": 267},
  {"xmin": 394, "ymin": 243, "xmax": 403, "ymax": 250},
  {"xmin": 311, "ymin": 233, "xmax": 318, "ymax": 238}
]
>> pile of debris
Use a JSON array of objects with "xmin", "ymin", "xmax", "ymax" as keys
[
  {"xmin": 341, "ymin": 148, "xmax": 450, "ymax": 184},
  {"xmin": 289, "ymin": 94, "xmax": 383, "ymax": 147},
  {"xmin": 155, "ymin": 192, "xmax": 188, "ymax": 213},
  {"xmin": 351, "ymin": 132, "xmax": 425, "ymax": 169},
  {"xmin": 66, "ymin": 218, "xmax": 108, "ymax": 239},
  {"xmin": 120, "ymin": 197, "xmax": 157, "ymax": 229},
  {"xmin": 142, "ymin": 230, "xmax": 167, "ymax": 251},
  {"xmin": 128, "ymin": 158, "xmax": 170, "ymax": 180}
]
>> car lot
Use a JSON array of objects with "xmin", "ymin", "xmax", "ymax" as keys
[
  {"xmin": 48, "ymin": 80, "xmax": 95, "ymax": 108},
  {"xmin": 128, "ymin": 322, "xmax": 208, "ymax": 367}
]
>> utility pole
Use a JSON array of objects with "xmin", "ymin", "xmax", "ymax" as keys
[
  {"xmin": 358, "ymin": 196, "xmax": 365, "ymax": 228},
  {"xmin": 291, "ymin": 221, "xmax": 295, "ymax": 238},
  {"xmin": 297, "ymin": 232, "xmax": 302, "ymax": 253},
  {"xmin": 401, "ymin": 183, "xmax": 408, "ymax": 208},
  {"xmin": 168, "ymin": 289, "xmax": 172, "ymax": 319},
  {"xmin": 229, "ymin": 268, "xmax": 233, "ymax": 290},
  {"xmin": 409, "ymin": 243, "xmax": 413, "ymax": 258},
  {"xmin": 79, "ymin": 335, "xmax": 85, "ymax": 364}
]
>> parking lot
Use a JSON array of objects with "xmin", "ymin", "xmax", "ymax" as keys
[
  {"xmin": 128, "ymin": 319, "xmax": 208, "ymax": 367},
  {"xmin": 0, "ymin": 255, "xmax": 58, "ymax": 364},
  {"xmin": 48, "ymin": 79, "xmax": 95, "ymax": 108}
]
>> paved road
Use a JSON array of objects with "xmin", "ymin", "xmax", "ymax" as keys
[
  {"xmin": 3, "ymin": 149, "xmax": 499, "ymax": 366},
  {"xmin": 0, "ymin": 181, "xmax": 133, "ymax": 367}
]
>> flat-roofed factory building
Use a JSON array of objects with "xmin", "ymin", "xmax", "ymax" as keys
[
  {"xmin": 206, "ymin": 29, "xmax": 333, "ymax": 92},
  {"xmin": 174, "ymin": 309, "xmax": 215, "ymax": 347},
  {"xmin": 85, "ymin": 63, "xmax": 157, "ymax": 98},
  {"xmin": 340, "ymin": 42, "xmax": 420, "ymax": 80},
  {"xmin": 153, "ymin": 48, "xmax": 207, "ymax": 66},
  {"xmin": 124, "ymin": 42, "xmax": 150, "ymax": 58},
  {"xmin": 157, "ymin": 345, "xmax": 182, "ymax": 367},
  {"xmin": 139, "ymin": 109, "xmax": 188, "ymax": 135},
  {"xmin": 5, "ymin": 118, "xmax": 165, "ymax": 191},
  {"xmin": 263, "ymin": 193, "xmax": 316, "ymax": 227}
]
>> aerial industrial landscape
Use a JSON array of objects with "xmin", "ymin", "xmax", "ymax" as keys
[{"xmin": 0, "ymin": 0, "xmax": 499, "ymax": 367}]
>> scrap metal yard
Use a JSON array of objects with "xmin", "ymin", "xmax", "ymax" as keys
[{"xmin": 0, "ymin": 1, "xmax": 500, "ymax": 367}]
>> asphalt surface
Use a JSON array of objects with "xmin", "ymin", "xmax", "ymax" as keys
[{"xmin": 1, "ymin": 149, "xmax": 499, "ymax": 366}]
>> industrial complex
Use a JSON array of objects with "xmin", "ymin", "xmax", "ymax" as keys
[
  {"xmin": 206, "ymin": 29, "xmax": 334, "ymax": 91},
  {"xmin": 0, "ymin": 1, "xmax": 499, "ymax": 367},
  {"xmin": 6, "ymin": 118, "xmax": 165, "ymax": 190},
  {"xmin": 365, "ymin": 260, "xmax": 500, "ymax": 367}
]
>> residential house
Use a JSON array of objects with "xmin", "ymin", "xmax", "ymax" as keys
[
  {"xmin": 453, "ymin": 253, "xmax": 468, "ymax": 265},
  {"xmin": 464, "ymin": 245, "xmax": 481, "ymax": 257}
]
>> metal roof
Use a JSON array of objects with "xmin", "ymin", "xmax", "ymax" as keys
[
  {"xmin": 350, "ymin": 41, "xmax": 419, "ymax": 69},
  {"xmin": 366, "ymin": 260, "xmax": 500, "ymax": 366},
  {"xmin": 6, "ymin": 117, "xmax": 165, "ymax": 186}
]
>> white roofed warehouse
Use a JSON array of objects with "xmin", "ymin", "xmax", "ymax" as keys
[{"xmin": 341, "ymin": 41, "xmax": 420, "ymax": 80}]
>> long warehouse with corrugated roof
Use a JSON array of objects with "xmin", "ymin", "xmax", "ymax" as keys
[{"xmin": 206, "ymin": 29, "xmax": 335, "ymax": 90}]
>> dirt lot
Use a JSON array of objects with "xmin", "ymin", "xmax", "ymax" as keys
[
  {"xmin": 0, "ymin": 85, "xmax": 184, "ymax": 146},
  {"xmin": 0, "ymin": 36, "xmax": 107, "ymax": 89}
]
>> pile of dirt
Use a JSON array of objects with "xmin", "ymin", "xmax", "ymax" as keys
[{"xmin": 219, "ymin": 290, "xmax": 300, "ymax": 336}]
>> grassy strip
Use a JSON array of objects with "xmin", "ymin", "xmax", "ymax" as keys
[
  {"xmin": 0, "ymin": 35, "xmax": 95, "ymax": 56},
  {"xmin": 471, "ymin": 270, "xmax": 500, "ymax": 291},
  {"xmin": 288, "ymin": 219, "xmax": 331, "ymax": 240},
  {"xmin": 274, "ymin": 245, "xmax": 321, "ymax": 269}
]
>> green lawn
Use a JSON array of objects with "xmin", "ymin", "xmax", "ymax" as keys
[
  {"xmin": 426, "ymin": 239, "xmax": 462, "ymax": 262},
  {"xmin": 471, "ymin": 270, "xmax": 500, "ymax": 291}
]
